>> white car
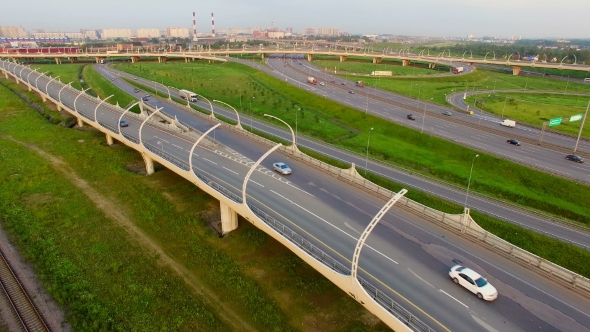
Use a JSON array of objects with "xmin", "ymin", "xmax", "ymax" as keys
[
  {"xmin": 273, "ymin": 162, "xmax": 292, "ymax": 175},
  {"xmin": 448, "ymin": 265, "xmax": 498, "ymax": 301},
  {"xmin": 319, "ymin": 82, "xmax": 326, "ymax": 86}
]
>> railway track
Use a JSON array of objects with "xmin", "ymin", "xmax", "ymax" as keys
[
  {"xmin": 0, "ymin": 248, "xmax": 50, "ymax": 332},
  {"xmin": 284, "ymin": 61, "xmax": 590, "ymax": 159}
]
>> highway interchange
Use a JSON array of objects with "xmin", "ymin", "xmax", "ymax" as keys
[{"xmin": 5, "ymin": 59, "xmax": 590, "ymax": 331}]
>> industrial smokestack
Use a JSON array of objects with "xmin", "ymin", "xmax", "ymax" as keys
[
  {"xmin": 192, "ymin": 11, "xmax": 198, "ymax": 42},
  {"xmin": 211, "ymin": 13, "xmax": 215, "ymax": 37}
]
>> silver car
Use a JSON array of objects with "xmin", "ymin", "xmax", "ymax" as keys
[{"xmin": 273, "ymin": 162, "xmax": 292, "ymax": 175}]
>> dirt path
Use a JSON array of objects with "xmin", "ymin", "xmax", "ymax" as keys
[{"xmin": 4, "ymin": 135, "xmax": 257, "ymax": 332}]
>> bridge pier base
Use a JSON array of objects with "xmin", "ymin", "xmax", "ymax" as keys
[
  {"xmin": 69, "ymin": 57, "xmax": 78, "ymax": 63},
  {"xmin": 54, "ymin": 57, "xmax": 62, "ymax": 64},
  {"xmin": 402, "ymin": 59, "xmax": 410, "ymax": 66},
  {"xmin": 40, "ymin": 94, "xmax": 47, "ymax": 102},
  {"xmin": 372, "ymin": 57, "xmax": 382, "ymax": 64},
  {"xmin": 141, "ymin": 152, "xmax": 155, "ymax": 175},
  {"xmin": 512, "ymin": 66, "xmax": 521, "ymax": 75},
  {"xmin": 307, "ymin": 54, "xmax": 313, "ymax": 61},
  {"xmin": 157, "ymin": 56, "xmax": 168, "ymax": 63},
  {"xmin": 220, "ymin": 201, "xmax": 238, "ymax": 234},
  {"xmin": 106, "ymin": 133, "xmax": 115, "ymax": 146},
  {"xmin": 131, "ymin": 56, "xmax": 140, "ymax": 63},
  {"xmin": 76, "ymin": 117, "xmax": 84, "ymax": 127},
  {"xmin": 467, "ymin": 62, "xmax": 474, "ymax": 66},
  {"xmin": 428, "ymin": 63, "xmax": 436, "ymax": 69},
  {"xmin": 339, "ymin": 55, "xmax": 347, "ymax": 62}
]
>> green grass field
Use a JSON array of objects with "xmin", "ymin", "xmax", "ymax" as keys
[
  {"xmin": 0, "ymin": 77, "xmax": 389, "ymax": 331},
  {"xmin": 110, "ymin": 61, "xmax": 590, "ymax": 226},
  {"xmin": 466, "ymin": 93, "xmax": 590, "ymax": 137}
]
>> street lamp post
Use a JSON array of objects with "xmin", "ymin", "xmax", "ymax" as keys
[
  {"xmin": 264, "ymin": 114, "xmax": 296, "ymax": 151},
  {"xmin": 573, "ymin": 99, "xmax": 590, "ymax": 153},
  {"xmin": 213, "ymin": 100, "xmax": 242, "ymax": 129},
  {"xmin": 365, "ymin": 128, "xmax": 374, "ymax": 176},
  {"xmin": 249, "ymin": 96, "xmax": 255, "ymax": 131},
  {"xmin": 464, "ymin": 154, "xmax": 479, "ymax": 210}
]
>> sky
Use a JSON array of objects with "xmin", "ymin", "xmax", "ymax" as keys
[{"xmin": 4, "ymin": 0, "xmax": 590, "ymax": 39}]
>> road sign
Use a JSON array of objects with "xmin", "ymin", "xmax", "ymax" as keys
[
  {"xmin": 570, "ymin": 114, "xmax": 584, "ymax": 122},
  {"xmin": 548, "ymin": 117, "xmax": 562, "ymax": 126}
]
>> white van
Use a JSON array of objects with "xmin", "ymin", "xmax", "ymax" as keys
[
  {"xmin": 501, "ymin": 119, "xmax": 516, "ymax": 128},
  {"xmin": 584, "ymin": 78, "xmax": 590, "ymax": 83}
]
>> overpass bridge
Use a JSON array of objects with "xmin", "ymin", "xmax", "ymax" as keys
[
  {"xmin": 5, "ymin": 46, "xmax": 590, "ymax": 75},
  {"xmin": 2, "ymin": 59, "xmax": 590, "ymax": 332}
]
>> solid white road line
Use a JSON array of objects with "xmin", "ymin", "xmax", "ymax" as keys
[
  {"xmin": 407, "ymin": 268, "xmax": 435, "ymax": 289},
  {"xmin": 249, "ymin": 180, "xmax": 264, "ymax": 187},
  {"xmin": 222, "ymin": 166, "xmax": 239, "ymax": 175},
  {"xmin": 439, "ymin": 289, "xmax": 469, "ymax": 308},
  {"xmin": 202, "ymin": 158, "xmax": 217, "ymax": 165}
]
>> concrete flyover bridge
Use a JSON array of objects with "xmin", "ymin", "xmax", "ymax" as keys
[{"xmin": 4, "ymin": 58, "xmax": 590, "ymax": 332}]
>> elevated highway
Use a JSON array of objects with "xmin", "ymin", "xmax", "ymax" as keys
[
  {"xmin": 3, "ymin": 59, "xmax": 590, "ymax": 332},
  {"xmin": 4, "ymin": 46, "xmax": 590, "ymax": 74}
]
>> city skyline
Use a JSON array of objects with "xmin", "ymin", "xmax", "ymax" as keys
[{"xmin": 2, "ymin": 0, "xmax": 590, "ymax": 39}]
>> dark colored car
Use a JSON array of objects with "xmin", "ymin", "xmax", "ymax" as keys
[
  {"xmin": 119, "ymin": 120, "xmax": 129, "ymax": 127},
  {"xmin": 507, "ymin": 139, "xmax": 520, "ymax": 146},
  {"xmin": 566, "ymin": 154, "xmax": 584, "ymax": 163},
  {"xmin": 443, "ymin": 111, "xmax": 452, "ymax": 116},
  {"xmin": 407, "ymin": 114, "xmax": 416, "ymax": 120},
  {"xmin": 341, "ymin": 82, "xmax": 346, "ymax": 85},
  {"xmin": 134, "ymin": 88, "xmax": 140, "ymax": 93},
  {"xmin": 349, "ymin": 90, "xmax": 354, "ymax": 94},
  {"xmin": 142, "ymin": 97, "xmax": 149, "ymax": 101}
]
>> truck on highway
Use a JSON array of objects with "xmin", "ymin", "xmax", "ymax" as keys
[
  {"xmin": 501, "ymin": 119, "xmax": 516, "ymax": 128},
  {"xmin": 453, "ymin": 67, "xmax": 464, "ymax": 74},
  {"xmin": 355, "ymin": 81, "xmax": 365, "ymax": 87},
  {"xmin": 307, "ymin": 77, "xmax": 317, "ymax": 85},
  {"xmin": 179, "ymin": 90, "xmax": 198, "ymax": 102}
]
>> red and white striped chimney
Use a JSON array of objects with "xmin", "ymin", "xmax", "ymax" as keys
[
  {"xmin": 211, "ymin": 13, "xmax": 215, "ymax": 37},
  {"xmin": 192, "ymin": 11, "xmax": 198, "ymax": 41}
]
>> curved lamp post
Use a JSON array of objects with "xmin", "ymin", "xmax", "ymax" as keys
[
  {"xmin": 189, "ymin": 123, "xmax": 221, "ymax": 171},
  {"xmin": 45, "ymin": 76, "xmax": 60, "ymax": 95},
  {"xmin": 365, "ymin": 127, "xmax": 374, "ymax": 176},
  {"xmin": 241, "ymin": 143, "xmax": 282, "ymax": 205},
  {"xmin": 26, "ymin": 68, "xmax": 38, "ymax": 84},
  {"xmin": 464, "ymin": 154, "xmax": 479, "ymax": 210},
  {"xmin": 35, "ymin": 71, "xmax": 49, "ymax": 89},
  {"xmin": 18, "ymin": 65, "xmax": 28, "ymax": 78},
  {"xmin": 193, "ymin": 92, "xmax": 215, "ymax": 119},
  {"xmin": 93, "ymin": 94, "xmax": 114, "ymax": 122},
  {"xmin": 139, "ymin": 106, "xmax": 162, "ymax": 144},
  {"xmin": 73, "ymin": 88, "xmax": 90, "ymax": 113},
  {"xmin": 351, "ymin": 188, "xmax": 408, "ymax": 297},
  {"xmin": 213, "ymin": 100, "xmax": 242, "ymax": 129},
  {"xmin": 58, "ymin": 81, "xmax": 73, "ymax": 104},
  {"xmin": 118, "ymin": 101, "xmax": 139, "ymax": 135},
  {"xmin": 264, "ymin": 114, "xmax": 296, "ymax": 151}
]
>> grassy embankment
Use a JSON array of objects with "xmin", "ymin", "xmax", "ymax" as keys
[
  {"xmin": 466, "ymin": 93, "xmax": 590, "ymax": 137},
  {"xmin": 311, "ymin": 58, "xmax": 448, "ymax": 76},
  {"xmin": 112, "ymin": 61, "xmax": 590, "ymax": 226},
  {"xmin": 0, "ymin": 77, "xmax": 390, "ymax": 331}
]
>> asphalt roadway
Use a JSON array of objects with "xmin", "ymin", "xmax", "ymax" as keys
[
  {"xmin": 6, "ymin": 60, "xmax": 590, "ymax": 331},
  {"xmin": 225, "ymin": 55, "xmax": 590, "ymax": 184},
  {"xmin": 85, "ymin": 63, "xmax": 590, "ymax": 331},
  {"xmin": 99, "ymin": 63, "xmax": 590, "ymax": 253}
]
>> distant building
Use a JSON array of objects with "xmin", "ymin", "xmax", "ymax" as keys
[
  {"xmin": 101, "ymin": 29, "xmax": 133, "ymax": 39},
  {"xmin": 167, "ymin": 27, "xmax": 189, "ymax": 38},
  {"xmin": 467, "ymin": 34, "xmax": 476, "ymax": 40},
  {"xmin": 81, "ymin": 29, "xmax": 99, "ymax": 40},
  {"xmin": 304, "ymin": 27, "xmax": 317, "ymax": 36},
  {"xmin": 32, "ymin": 32, "xmax": 66, "ymax": 39},
  {"xmin": 267, "ymin": 30, "xmax": 285, "ymax": 39},
  {"xmin": 136, "ymin": 28, "xmax": 160, "ymax": 38},
  {"xmin": 0, "ymin": 26, "xmax": 28, "ymax": 38}
]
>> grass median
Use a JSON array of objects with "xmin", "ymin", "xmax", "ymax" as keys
[
  {"xmin": 0, "ymin": 78, "xmax": 390, "ymax": 331},
  {"xmin": 466, "ymin": 93, "xmax": 590, "ymax": 137},
  {"xmin": 111, "ymin": 61, "xmax": 590, "ymax": 226}
]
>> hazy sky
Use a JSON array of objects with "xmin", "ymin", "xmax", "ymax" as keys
[{"xmin": 4, "ymin": 0, "xmax": 590, "ymax": 39}]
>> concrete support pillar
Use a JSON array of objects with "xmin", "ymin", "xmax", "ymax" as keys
[
  {"xmin": 512, "ymin": 66, "xmax": 521, "ymax": 76},
  {"xmin": 307, "ymin": 53, "xmax": 313, "ymax": 61},
  {"xmin": 57, "ymin": 104, "xmax": 62, "ymax": 111},
  {"xmin": 339, "ymin": 55, "xmax": 347, "ymax": 62},
  {"xmin": 184, "ymin": 57, "xmax": 189, "ymax": 63},
  {"xmin": 260, "ymin": 53, "xmax": 264, "ymax": 60},
  {"xmin": 220, "ymin": 201, "xmax": 238, "ymax": 234},
  {"xmin": 131, "ymin": 56, "xmax": 140, "ymax": 63},
  {"xmin": 157, "ymin": 56, "xmax": 167, "ymax": 63},
  {"xmin": 41, "ymin": 94, "xmax": 47, "ymax": 102},
  {"xmin": 69, "ymin": 57, "xmax": 77, "ymax": 63},
  {"xmin": 468, "ymin": 62, "xmax": 474, "ymax": 66},
  {"xmin": 428, "ymin": 63, "xmax": 436, "ymax": 69},
  {"xmin": 77, "ymin": 117, "xmax": 84, "ymax": 127},
  {"xmin": 54, "ymin": 57, "xmax": 61, "ymax": 64},
  {"xmin": 3, "ymin": 71, "xmax": 7, "ymax": 79},
  {"xmin": 372, "ymin": 57, "xmax": 382, "ymax": 64},
  {"xmin": 141, "ymin": 153, "xmax": 155, "ymax": 175},
  {"xmin": 106, "ymin": 133, "xmax": 115, "ymax": 146},
  {"xmin": 402, "ymin": 59, "xmax": 410, "ymax": 66},
  {"xmin": 27, "ymin": 84, "xmax": 32, "ymax": 91}
]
